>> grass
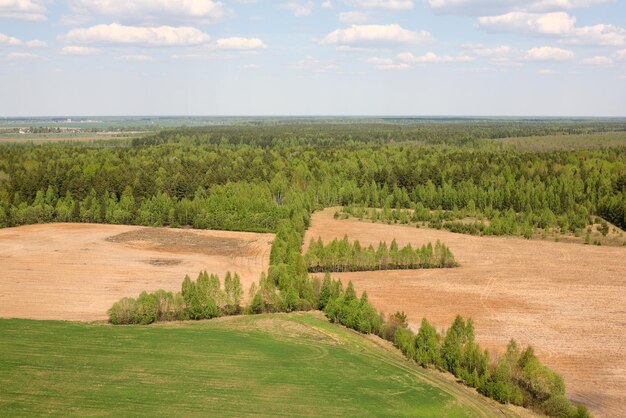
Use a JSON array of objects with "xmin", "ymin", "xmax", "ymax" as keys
[{"xmin": 0, "ymin": 313, "xmax": 512, "ymax": 417}]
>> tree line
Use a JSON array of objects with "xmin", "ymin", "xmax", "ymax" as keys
[
  {"xmin": 318, "ymin": 275, "xmax": 590, "ymax": 418},
  {"xmin": 305, "ymin": 236, "xmax": 458, "ymax": 272}
]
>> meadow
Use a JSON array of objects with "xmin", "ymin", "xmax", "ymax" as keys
[{"xmin": 0, "ymin": 313, "xmax": 516, "ymax": 417}]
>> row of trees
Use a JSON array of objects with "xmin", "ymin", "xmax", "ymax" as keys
[
  {"xmin": 318, "ymin": 276, "xmax": 590, "ymax": 418},
  {"xmin": 108, "ymin": 271, "xmax": 243, "ymax": 325},
  {"xmin": 305, "ymin": 236, "xmax": 458, "ymax": 272}
]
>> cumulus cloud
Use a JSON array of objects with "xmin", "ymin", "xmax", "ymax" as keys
[
  {"xmin": 322, "ymin": 24, "xmax": 434, "ymax": 46},
  {"xmin": 581, "ymin": 55, "xmax": 613, "ymax": 65},
  {"xmin": 366, "ymin": 56, "xmax": 410, "ymax": 69},
  {"xmin": 0, "ymin": 0, "xmax": 47, "ymax": 21},
  {"xmin": 477, "ymin": 12, "xmax": 575, "ymax": 35},
  {"xmin": 615, "ymin": 49, "xmax": 626, "ymax": 61},
  {"xmin": 339, "ymin": 11, "xmax": 369, "ymax": 23},
  {"xmin": 25, "ymin": 39, "xmax": 47, "ymax": 48},
  {"xmin": 397, "ymin": 51, "xmax": 473, "ymax": 63},
  {"xmin": 463, "ymin": 43, "xmax": 574, "ymax": 63},
  {"xmin": 279, "ymin": 0, "xmax": 314, "ymax": 17},
  {"xmin": 477, "ymin": 11, "xmax": 625, "ymax": 46},
  {"xmin": 0, "ymin": 32, "xmax": 21, "ymax": 46},
  {"xmin": 290, "ymin": 56, "xmax": 341, "ymax": 72},
  {"xmin": 67, "ymin": 0, "xmax": 226, "ymax": 23},
  {"xmin": 538, "ymin": 68, "xmax": 557, "ymax": 75},
  {"xmin": 526, "ymin": 46, "xmax": 574, "ymax": 61},
  {"xmin": 6, "ymin": 52, "xmax": 39, "ymax": 60},
  {"xmin": 215, "ymin": 37, "xmax": 267, "ymax": 50},
  {"xmin": 564, "ymin": 24, "xmax": 626, "ymax": 46},
  {"xmin": 344, "ymin": 0, "xmax": 413, "ymax": 10},
  {"xmin": 64, "ymin": 24, "xmax": 211, "ymax": 47},
  {"xmin": 60, "ymin": 45, "xmax": 100, "ymax": 55},
  {"xmin": 0, "ymin": 32, "xmax": 47, "ymax": 48},
  {"xmin": 427, "ymin": 0, "xmax": 610, "ymax": 15},
  {"xmin": 117, "ymin": 54, "xmax": 155, "ymax": 62}
]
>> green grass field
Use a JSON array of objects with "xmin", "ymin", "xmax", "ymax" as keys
[{"xmin": 0, "ymin": 313, "xmax": 513, "ymax": 417}]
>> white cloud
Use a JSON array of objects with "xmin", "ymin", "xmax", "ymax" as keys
[
  {"xmin": 25, "ymin": 39, "xmax": 47, "ymax": 48},
  {"xmin": 60, "ymin": 45, "xmax": 100, "ymax": 55},
  {"xmin": 477, "ymin": 12, "xmax": 575, "ymax": 35},
  {"xmin": 463, "ymin": 43, "xmax": 574, "ymax": 63},
  {"xmin": 67, "ymin": 0, "xmax": 226, "ymax": 23},
  {"xmin": 0, "ymin": 32, "xmax": 21, "ymax": 46},
  {"xmin": 565, "ymin": 24, "xmax": 626, "ymax": 46},
  {"xmin": 290, "ymin": 56, "xmax": 340, "ymax": 72},
  {"xmin": 366, "ymin": 57, "xmax": 410, "ymax": 69},
  {"xmin": 0, "ymin": 33, "xmax": 46, "ymax": 48},
  {"xmin": 242, "ymin": 63, "xmax": 260, "ymax": 68},
  {"xmin": 321, "ymin": 0, "xmax": 333, "ymax": 8},
  {"xmin": 581, "ymin": 55, "xmax": 613, "ymax": 65},
  {"xmin": 397, "ymin": 51, "xmax": 473, "ymax": 63},
  {"xmin": 322, "ymin": 24, "xmax": 434, "ymax": 46},
  {"xmin": 0, "ymin": 0, "xmax": 47, "ymax": 21},
  {"xmin": 526, "ymin": 46, "xmax": 574, "ymax": 61},
  {"xmin": 64, "ymin": 24, "xmax": 211, "ymax": 47},
  {"xmin": 117, "ymin": 54, "xmax": 155, "ymax": 62},
  {"xmin": 339, "ymin": 11, "xmax": 369, "ymax": 23},
  {"xmin": 463, "ymin": 44, "xmax": 518, "ymax": 61},
  {"xmin": 6, "ymin": 52, "xmax": 39, "ymax": 60},
  {"xmin": 477, "ymin": 11, "xmax": 625, "ymax": 46},
  {"xmin": 538, "ymin": 68, "xmax": 557, "ymax": 75},
  {"xmin": 427, "ymin": 0, "xmax": 610, "ymax": 15},
  {"xmin": 279, "ymin": 0, "xmax": 314, "ymax": 16},
  {"xmin": 215, "ymin": 37, "xmax": 267, "ymax": 50},
  {"xmin": 345, "ymin": 0, "xmax": 413, "ymax": 10},
  {"xmin": 615, "ymin": 49, "xmax": 626, "ymax": 61}
]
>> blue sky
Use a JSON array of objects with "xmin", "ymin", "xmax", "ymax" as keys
[{"xmin": 1, "ymin": 0, "xmax": 625, "ymax": 116}]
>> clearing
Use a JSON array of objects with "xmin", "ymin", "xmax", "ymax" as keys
[
  {"xmin": 304, "ymin": 208, "xmax": 626, "ymax": 418},
  {"xmin": 0, "ymin": 312, "xmax": 526, "ymax": 417},
  {"xmin": 0, "ymin": 223, "xmax": 273, "ymax": 321}
]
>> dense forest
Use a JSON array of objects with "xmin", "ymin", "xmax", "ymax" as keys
[{"xmin": 304, "ymin": 236, "xmax": 457, "ymax": 272}]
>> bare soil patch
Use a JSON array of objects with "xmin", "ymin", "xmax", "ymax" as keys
[
  {"xmin": 0, "ymin": 223, "xmax": 273, "ymax": 322},
  {"xmin": 305, "ymin": 208, "xmax": 626, "ymax": 418}
]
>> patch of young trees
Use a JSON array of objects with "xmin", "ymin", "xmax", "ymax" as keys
[
  {"xmin": 108, "ymin": 271, "xmax": 243, "ymax": 325},
  {"xmin": 305, "ymin": 236, "xmax": 457, "ymax": 272}
]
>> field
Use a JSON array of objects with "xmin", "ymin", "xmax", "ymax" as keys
[
  {"xmin": 0, "ymin": 223, "xmax": 273, "ymax": 321},
  {"xmin": 304, "ymin": 208, "xmax": 626, "ymax": 417},
  {"xmin": 0, "ymin": 312, "xmax": 523, "ymax": 417}
]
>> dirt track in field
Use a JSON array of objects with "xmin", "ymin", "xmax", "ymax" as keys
[
  {"xmin": 0, "ymin": 223, "xmax": 273, "ymax": 322},
  {"xmin": 304, "ymin": 208, "xmax": 626, "ymax": 418}
]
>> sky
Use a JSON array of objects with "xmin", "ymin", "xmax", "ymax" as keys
[{"xmin": 0, "ymin": 0, "xmax": 625, "ymax": 116}]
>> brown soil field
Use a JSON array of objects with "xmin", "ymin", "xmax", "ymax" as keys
[
  {"xmin": 0, "ymin": 223, "xmax": 273, "ymax": 322},
  {"xmin": 304, "ymin": 208, "xmax": 626, "ymax": 418}
]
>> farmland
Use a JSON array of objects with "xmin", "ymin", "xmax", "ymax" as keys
[
  {"xmin": 0, "ymin": 223, "xmax": 272, "ymax": 321},
  {"xmin": 0, "ymin": 120, "xmax": 624, "ymax": 417},
  {"xmin": 0, "ymin": 313, "xmax": 521, "ymax": 417},
  {"xmin": 304, "ymin": 208, "xmax": 626, "ymax": 417}
]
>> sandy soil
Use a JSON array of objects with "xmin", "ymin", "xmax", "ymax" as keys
[
  {"xmin": 304, "ymin": 208, "xmax": 626, "ymax": 417},
  {"xmin": 0, "ymin": 223, "xmax": 273, "ymax": 322}
]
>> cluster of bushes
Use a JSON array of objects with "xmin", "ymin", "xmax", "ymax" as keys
[
  {"xmin": 317, "ymin": 275, "xmax": 589, "ymax": 417},
  {"xmin": 305, "ymin": 236, "xmax": 457, "ymax": 272},
  {"xmin": 108, "ymin": 271, "xmax": 243, "ymax": 325}
]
